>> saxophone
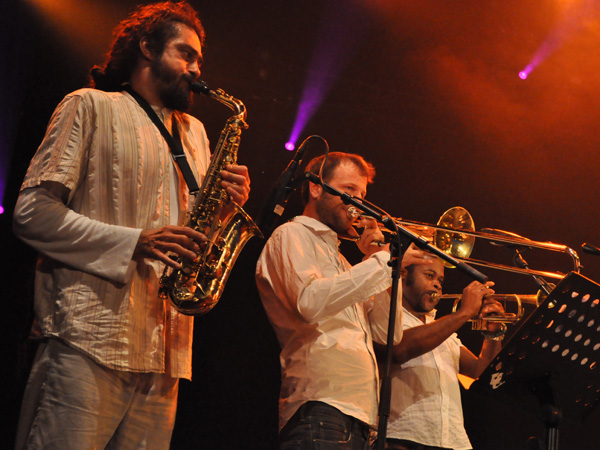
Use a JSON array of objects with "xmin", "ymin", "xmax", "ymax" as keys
[{"xmin": 159, "ymin": 81, "xmax": 262, "ymax": 315}]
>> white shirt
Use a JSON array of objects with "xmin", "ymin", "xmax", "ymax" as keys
[
  {"xmin": 13, "ymin": 88, "xmax": 210, "ymax": 380},
  {"xmin": 255, "ymin": 215, "xmax": 402, "ymax": 430},
  {"xmin": 387, "ymin": 307, "xmax": 472, "ymax": 450}
]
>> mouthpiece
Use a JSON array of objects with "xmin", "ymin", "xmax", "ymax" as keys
[
  {"xmin": 190, "ymin": 80, "xmax": 211, "ymax": 95},
  {"xmin": 347, "ymin": 206, "xmax": 362, "ymax": 220}
]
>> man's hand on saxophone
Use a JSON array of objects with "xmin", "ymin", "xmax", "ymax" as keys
[
  {"xmin": 220, "ymin": 163, "xmax": 251, "ymax": 206},
  {"xmin": 134, "ymin": 226, "xmax": 208, "ymax": 270}
]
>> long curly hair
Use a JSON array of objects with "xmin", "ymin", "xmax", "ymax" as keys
[{"xmin": 90, "ymin": 1, "xmax": 205, "ymax": 91}]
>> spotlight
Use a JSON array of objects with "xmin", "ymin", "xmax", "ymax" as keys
[
  {"xmin": 285, "ymin": 142, "xmax": 295, "ymax": 151},
  {"xmin": 519, "ymin": 71, "xmax": 528, "ymax": 80},
  {"xmin": 0, "ymin": 205, "xmax": 4, "ymax": 214},
  {"xmin": 285, "ymin": 1, "xmax": 367, "ymax": 154}
]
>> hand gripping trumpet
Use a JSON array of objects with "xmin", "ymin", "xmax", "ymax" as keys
[{"xmin": 431, "ymin": 291, "xmax": 546, "ymax": 330}]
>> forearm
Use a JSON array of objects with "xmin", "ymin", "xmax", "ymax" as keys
[
  {"xmin": 392, "ymin": 310, "xmax": 471, "ymax": 365},
  {"xmin": 297, "ymin": 251, "xmax": 392, "ymax": 323},
  {"xmin": 13, "ymin": 186, "xmax": 141, "ymax": 283},
  {"xmin": 464, "ymin": 338, "xmax": 502, "ymax": 379}
]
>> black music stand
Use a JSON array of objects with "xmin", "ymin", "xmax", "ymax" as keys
[{"xmin": 471, "ymin": 272, "xmax": 600, "ymax": 450}]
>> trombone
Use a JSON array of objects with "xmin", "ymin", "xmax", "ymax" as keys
[
  {"xmin": 347, "ymin": 205, "xmax": 581, "ymax": 280},
  {"xmin": 347, "ymin": 205, "xmax": 581, "ymax": 328}
]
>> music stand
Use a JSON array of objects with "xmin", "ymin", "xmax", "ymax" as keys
[{"xmin": 471, "ymin": 272, "xmax": 600, "ymax": 450}]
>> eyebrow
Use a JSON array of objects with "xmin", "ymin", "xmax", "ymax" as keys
[
  {"xmin": 177, "ymin": 43, "xmax": 203, "ymax": 64},
  {"xmin": 345, "ymin": 182, "xmax": 366, "ymax": 198},
  {"xmin": 425, "ymin": 269, "xmax": 444, "ymax": 282}
]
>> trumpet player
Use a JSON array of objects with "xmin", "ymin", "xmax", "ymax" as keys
[{"xmin": 382, "ymin": 256, "xmax": 505, "ymax": 450}]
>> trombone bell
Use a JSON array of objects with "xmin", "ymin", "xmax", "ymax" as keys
[{"xmin": 434, "ymin": 207, "xmax": 475, "ymax": 265}]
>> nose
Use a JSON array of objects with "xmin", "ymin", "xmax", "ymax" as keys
[{"xmin": 188, "ymin": 60, "xmax": 201, "ymax": 79}]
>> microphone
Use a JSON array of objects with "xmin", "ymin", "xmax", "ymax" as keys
[
  {"xmin": 482, "ymin": 228, "xmax": 554, "ymax": 294},
  {"xmin": 582, "ymin": 242, "xmax": 600, "ymax": 257},
  {"xmin": 258, "ymin": 141, "xmax": 309, "ymax": 236}
]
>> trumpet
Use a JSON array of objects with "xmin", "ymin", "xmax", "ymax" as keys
[{"xmin": 431, "ymin": 291, "xmax": 545, "ymax": 330}]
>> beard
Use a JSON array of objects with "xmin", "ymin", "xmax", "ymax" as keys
[
  {"xmin": 315, "ymin": 195, "xmax": 353, "ymax": 236},
  {"xmin": 150, "ymin": 56, "xmax": 193, "ymax": 111}
]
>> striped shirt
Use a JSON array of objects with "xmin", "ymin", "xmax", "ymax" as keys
[
  {"xmin": 387, "ymin": 308, "xmax": 472, "ymax": 449},
  {"xmin": 14, "ymin": 88, "xmax": 210, "ymax": 379}
]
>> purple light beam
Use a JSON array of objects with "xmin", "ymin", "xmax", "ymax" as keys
[
  {"xmin": 287, "ymin": 1, "xmax": 370, "ymax": 150},
  {"xmin": 519, "ymin": 1, "xmax": 600, "ymax": 79}
]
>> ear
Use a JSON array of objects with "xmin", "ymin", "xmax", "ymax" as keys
[
  {"xmin": 139, "ymin": 37, "xmax": 154, "ymax": 61},
  {"xmin": 308, "ymin": 181, "xmax": 323, "ymax": 201}
]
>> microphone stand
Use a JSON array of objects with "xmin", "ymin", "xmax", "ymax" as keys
[
  {"xmin": 482, "ymin": 228, "xmax": 553, "ymax": 296},
  {"xmin": 512, "ymin": 248, "xmax": 553, "ymax": 296},
  {"xmin": 302, "ymin": 173, "xmax": 488, "ymax": 449}
]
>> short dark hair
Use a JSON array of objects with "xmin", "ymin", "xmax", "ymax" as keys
[
  {"xmin": 301, "ymin": 152, "xmax": 376, "ymax": 205},
  {"xmin": 90, "ymin": 1, "xmax": 205, "ymax": 91}
]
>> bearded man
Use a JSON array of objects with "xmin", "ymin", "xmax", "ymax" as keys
[{"xmin": 12, "ymin": 2, "xmax": 251, "ymax": 449}]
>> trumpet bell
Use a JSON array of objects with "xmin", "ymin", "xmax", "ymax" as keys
[
  {"xmin": 451, "ymin": 291, "xmax": 543, "ymax": 329},
  {"xmin": 435, "ymin": 206, "xmax": 475, "ymax": 266}
]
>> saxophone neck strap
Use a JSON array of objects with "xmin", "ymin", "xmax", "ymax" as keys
[{"xmin": 123, "ymin": 85, "xmax": 200, "ymax": 194}]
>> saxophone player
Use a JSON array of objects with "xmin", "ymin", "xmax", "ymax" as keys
[{"xmin": 12, "ymin": 2, "xmax": 250, "ymax": 449}]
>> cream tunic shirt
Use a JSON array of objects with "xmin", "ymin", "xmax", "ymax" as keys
[
  {"xmin": 387, "ymin": 307, "xmax": 472, "ymax": 450},
  {"xmin": 255, "ymin": 216, "xmax": 403, "ymax": 430},
  {"xmin": 13, "ymin": 88, "xmax": 210, "ymax": 380}
]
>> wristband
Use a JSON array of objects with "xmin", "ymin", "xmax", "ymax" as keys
[{"xmin": 481, "ymin": 323, "xmax": 507, "ymax": 341}]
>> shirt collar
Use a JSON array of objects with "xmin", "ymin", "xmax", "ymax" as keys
[
  {"xmin": 292, "ymin": 215, "xmax": 340, "ymax": 247},
  {"xmin": 403, "ymin": 306, "xmax": 437, "ymax": 323},
  {"xmin": 122, "ymin": 89, "xmax": 173, "ymax": 122}
]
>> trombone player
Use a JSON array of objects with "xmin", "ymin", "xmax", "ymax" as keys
[{"xmin": 381, "ymin": 255, "xmax": 505, "ymax": 450}]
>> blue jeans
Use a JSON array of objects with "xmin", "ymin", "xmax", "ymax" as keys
[{"xmin": 279, "ymin": 401, "xmax": 374, "ymax": 450}]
